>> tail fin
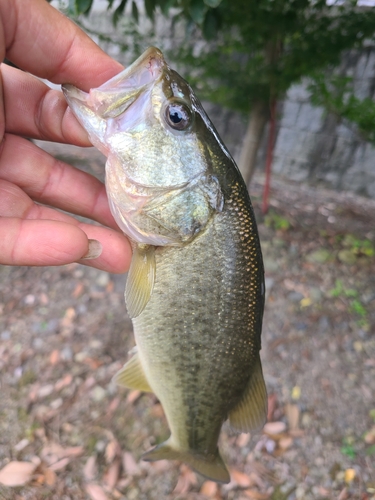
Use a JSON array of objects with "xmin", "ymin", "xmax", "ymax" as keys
[{"xmin": 142, "ymin": 440, "xmax": 230, "ymax": 484}]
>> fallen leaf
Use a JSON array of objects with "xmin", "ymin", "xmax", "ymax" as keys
[
  {"xmin": 0, "ymin": 461, "xmax": 38, "ymax": 487},
  {"xmin": 150, "ymin": 403, "xmax": 164, "ymax": 418},
  {"xmin": 243, "ymin": 489, "xmax": 270, "ymax": 499},
  {"xmin": 105, "ymin": 439, "xmax": 121, "ymax": 464},
  {"xmin": 85, "ymin": 483, "xmax": 109, "ymax": 500},
  {"xmin": 14, "ymin": 438, "xmax": 30, "ymax": 452},
  {"xmin": 42, "ymin": 467, "xmax": 57, "ymax": 486},
  {"xmin": 126, "ymin": 390, "xmax": 141, "ymax": 404},
  {"xmin": 72, "ymin": 282, "xmax": 84, "ymax": 298},
  {"xmin": 49, "ymin": 457, "xmax": 70, "ymax": 471},
  {"xmin": 263, "ymin": 422, "xmax": 286, "ymax": 435},
  {"xmin": 49, "ymin": 350, "xmax": 60, "ymax": 365},
  {"xmin": 278, "ymin": 436, "xmax": 293, "ymax": 450},
  {"xmin": 54, "ymin": 374, "xmax": 73, "ymax": 392},
  {"xmin": 344, "ymin": 468, "xmax": 356, "ymax": 483},
  {"xmin": 103, "ymin": 457, "xmax": 121, "ymax": 491},
  {"xmin": 84, "ymin": 456, "xmax": 98, "ymax": 482},
  {"xmin": 285, "ymin": 404, "xmax": 299, "ymax": 431},
  {"xmin": 231, "ymin": 469, "xmax": 253, "ymax": 488},
  {"xmin": 266, "ymin": 393, "xmax": 278, "ymax": 421},
  {"xmin": 364, "ymin": 426, "xmax": 375, "ymax": 444},
  {"xmin": 200, "ymin": 480, "xmax": 220, "ymax": 496},
  {"xmin": 122, "ymin": 451, "xmax": 140, "ymax": 476},
  {"xmin": 173, "ymin": 464, "xmax": 197, "ymax": 494},
  {"xmin": 236, "ymin": 433, "xmax": 250, "ymax": 447}
]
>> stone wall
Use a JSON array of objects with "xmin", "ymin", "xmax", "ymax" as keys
[{"xmin": 273, "ymin": 47, "xmax": 375, "ymax": 198}]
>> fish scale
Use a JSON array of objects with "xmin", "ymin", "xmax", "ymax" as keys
[{"xmin": 62, "ymin": 46, "xmax": 267, "ymax": 484}]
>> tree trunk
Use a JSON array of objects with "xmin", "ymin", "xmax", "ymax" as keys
[{"xmin": 238, "ymin": 99, "xmax": 270, "ymax": 187}]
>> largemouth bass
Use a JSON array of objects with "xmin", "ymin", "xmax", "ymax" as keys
[{"xmin": 62, "ymin": 47, "xmax": 267, "ymax": 484}]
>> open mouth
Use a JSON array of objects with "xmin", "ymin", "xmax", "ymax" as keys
[{"xmin": 62, "ymin": 47, "xmax": 166, "ymax": 120}]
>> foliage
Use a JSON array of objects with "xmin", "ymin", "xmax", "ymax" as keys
[
  {"xmin": 65, "ymin": 0, "xmax": 375, "ymax": 106},
  {"xmin": 309, "ymin": 73, "xmax": 375, "ymax": 144}
]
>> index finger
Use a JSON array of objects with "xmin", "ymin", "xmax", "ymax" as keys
[{"xmin": 1, "ymin": 0, "xmax": 123, "ymax": 89}]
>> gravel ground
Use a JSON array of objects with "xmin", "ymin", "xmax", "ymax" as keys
[{"xmin": 0, "ymin": 143, "xmax": 374, "ymax": 500}]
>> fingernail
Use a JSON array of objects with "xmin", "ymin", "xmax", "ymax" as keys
[{"xmin": 82, "ymin": 239, "xmax": 103, "ymax": 260}]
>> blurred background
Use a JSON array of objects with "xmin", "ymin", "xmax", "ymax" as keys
[{"xmin": 0, "ymin": 1, "xmax": 374, "ymax": 499}]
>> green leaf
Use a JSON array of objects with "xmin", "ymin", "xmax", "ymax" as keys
[
  {"xmin": 75, "ymin": 0, "xmax": 93, "ymax": 14},
  {"xmin": 145, "ymin": 0, "xmax": 156, "ymax": 21},
  {"xmin": 189, "ymin": 0, "xmax": 207, "ymax": 24},
  {"xmin": 132, "ymin": 0, "xmax": 139, "ymax": 23},
  {"xmin": 203, "ymin": 0, "xmax": 222, "ymax": 7},
  {"xmin": 202, "ymin": 8, "xmax": 221, "ymax": 39},
  {"xmin": 113, "ymin": 0, "xmax": 128, "ymax": 26}
]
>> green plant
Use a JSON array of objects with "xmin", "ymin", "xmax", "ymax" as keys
[
  {"xmin": 329, "ymin": 280, "xmax": 368, "ymax": 328},
  {"xmin": 264, "ymin": 211, "xmax": 290, "ymax": 231},
  {"xmin": 341, "ymin": 436, "xmax": 356, "ymax": 459}
]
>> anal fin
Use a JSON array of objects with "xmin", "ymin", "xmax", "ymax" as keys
[
  {"xmin": 112, "ymin": 351, "xmax": 153, "ymax": 392},
  {"xmin": 125, "ymin": 244, "xmax": 155, "ymax": 318},
  {"xmin": 228, "ymin": 353, "xmax": 267, "ymax": 433}
]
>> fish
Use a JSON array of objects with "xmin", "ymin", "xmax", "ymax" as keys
[{"xmin": 62, "ymin": 46, "xmax": 267, "ymax": 484}]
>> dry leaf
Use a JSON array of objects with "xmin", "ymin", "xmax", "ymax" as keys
[
  {"xmin": 267, "ymin": 393, "xmax": 278, "ymax": 421},
  {"xmin": 72, "ymin": 282, "xmax": 84, "ymax": 298},
  {"xmin": 49, "ymin": 457, "xmax": 70, "ymax": 471},
  {"xmin": 173, "ymin": 464, "xmax": 197, "ymax": 494},
  {"xmin": 278, "ymin": 436, "xmax": 293, "ymax": 450},
  {"xmin": 0, "ymin": 461, "xmax": 38, "ymax": 487},
  {"xmin": 263, "ymin": 422, "xmax": 286, "ymax": 435},
  {"xmin": 105, "ymin": 439, "xmax": 121, "ymax": 464},
  {"xmin": 103, "ymin": 457, "xmax": 121, "ymax": 491},
  {"xmin": 85, "ymin": 483, "xmax": 109, "ymax": 500},
  {"xmin": 122, "ymin": 452, "xmax": 140, "ymax": 476},
  {"xmin": 344, "ymin": 468, "xmax": 356, "ymax": 483},
  {"xmin": 14, "ymin": 438, "xmax": 30, "ymax": 452},
  {"xmin": 150, "ymin": 403, "xmax": 164, "ymax": 418},
  {"xmin": 285, "ymin": 404, "xmax": 299, "ymax": 431},
  {"xmin": 231, "ymin": 469, "xmax": 253, "ymax": 488},
  {"xmin": 126, "ymin": 390, "xmax": 141, "ymax": 404},
  {"xmin": 200, "ymin": 480, "xmax": 220, "ymax": 496},
  {"xmin": 236, "ymin": 433, "xmax": 251, "ymax": 447},
  {"xmin": 243, "ymin": 489, "xmax": 270, "ymax": 499},
  {"xmin": 84, "ymin": 456, "xmax": 98, "ymax": 482},
  {"xmin": 49, "ymin": 350, "xmax": 60, "ymax": 365},
  {"xmin": 54, "ymin": 374, "xmax": 73, "ymax": 392}
]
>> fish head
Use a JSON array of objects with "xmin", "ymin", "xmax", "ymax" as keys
[{"xmin": 63, "ymin": 47, "xmax": 224, "ymax": 246}]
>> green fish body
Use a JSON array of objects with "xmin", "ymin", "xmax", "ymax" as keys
[{"xmin": 63, "ymin": 47, "xmax": 267, "ymax": 484}]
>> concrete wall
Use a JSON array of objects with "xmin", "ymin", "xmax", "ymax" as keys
[{"xmin": 273, "ymin": 47, "xmax": 375, "ymax": 198}]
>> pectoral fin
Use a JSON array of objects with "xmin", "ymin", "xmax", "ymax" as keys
[
  {"xmin": 125, "ymin": 244, "xmax": 155, "ymax": 318},
  {"xmin": 228, "ymin": 353, "xmax": 267, "ymax": 433},
  {"xmin": 113, "ymin": 351, "xmax": 153, "ymax": 392}
]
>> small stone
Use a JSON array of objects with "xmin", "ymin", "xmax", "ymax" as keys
[
  {"xmin": 1, "ymin": 330, "xmax": 11, "ymax": 340},
  {"xmin": 288, "ymin": 291, "xmax": 304, "ymax": 303},
  {"xmin": 90, "ymin": 386, "xmax": 107, "ymax": 402},
  {"xmin": 50, "ymin": 398, "xmax": 63, "ymax": 409},
  {"xmin": 306, "ymin": 249, "xmax": 331, "ymax": 264},
  {"xmin": 61, "ymin": 346, "xmax": 73, "ymax": 361},
  {"xmin": 24, "ymin": 294, "xmax": 35, "ymax": 305},
  {"xmin": 96, "ymin": 272, "xmax": 110, "ymax": 287},
  {"xmin": 38, "ymin": 384, "xmax": 54, "ymax": 399}
]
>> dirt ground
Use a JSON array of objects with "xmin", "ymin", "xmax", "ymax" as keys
[{"xmin": 0, "ymin": 142, "xmax": 374, "ymax": 500}]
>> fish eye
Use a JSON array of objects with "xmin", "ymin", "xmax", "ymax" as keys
[{"xmin": 164, "ymin": 101, "xmax": 192, "ymax": 131}]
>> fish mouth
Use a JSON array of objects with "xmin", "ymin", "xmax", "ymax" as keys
[{"xmin": 62, "ymin": 47, "xmax": 166, "ymax": 120}]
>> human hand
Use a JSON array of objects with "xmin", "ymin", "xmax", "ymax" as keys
[{"xmin": 0, "ymin": 0, "xmax": 131, "ymax": 272}]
